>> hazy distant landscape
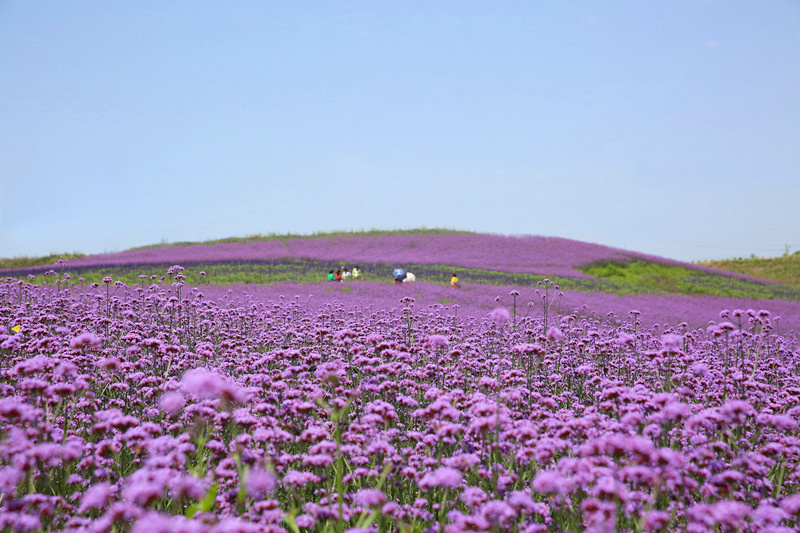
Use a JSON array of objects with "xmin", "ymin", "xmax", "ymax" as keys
[{"xmin": 3, "ymin": 230, "xmax": 800, "ymax": 332}]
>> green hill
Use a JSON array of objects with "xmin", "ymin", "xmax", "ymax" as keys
[
  {"xmin": 0, "ymin": 252, "xmax": 85, "ymax": 271},
  {"xmin": 698, "ymin": 253, "xmax": 800, "ymax": 288}
]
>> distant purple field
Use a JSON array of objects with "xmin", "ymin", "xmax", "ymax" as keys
[
  {"xmin": 197, "ymin": 281, "xmax": 800, "ymax": 335},
  {"xmin": 50, "ymin": 233, "xmax": 717, "ymax": 279},
  {"xmin": 5, "ymin": 229, "xmax": 793, "ymax": 333}
]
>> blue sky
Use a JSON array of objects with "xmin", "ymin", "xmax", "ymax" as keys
[{"xmin": 1, "ymin": 1, "xmax": 798, "ymax": 262}]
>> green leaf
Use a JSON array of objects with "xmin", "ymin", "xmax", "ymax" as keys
[
  {"xmin": 185, "ymin": 481, "xmax": 218, "ymax": 518},
  {"xmin": 355, "ymin": 509, "xmax": 381, "ymax": 529},
  {"xmin": 282, "ymin": 513, "xmax": 301, "ymax": 533}
]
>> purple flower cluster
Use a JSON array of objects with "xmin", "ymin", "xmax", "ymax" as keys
[{"xmin": 1, "ymin": 274, "xmax": 799, "ymax": 531}]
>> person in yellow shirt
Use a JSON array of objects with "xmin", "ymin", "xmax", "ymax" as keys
[{"xmin": 451, "ymin": 273, "xmax": 460, "ymax": 289}]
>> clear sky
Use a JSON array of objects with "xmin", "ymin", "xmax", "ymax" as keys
[{"xmin": 1, "ymin": 1, "xmax": 798, "ymax": 262}]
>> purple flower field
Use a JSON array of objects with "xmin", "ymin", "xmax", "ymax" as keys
[
  {"xmin": 37, "ymin": 233, "xmax": 744, "ymax": 280},
  {"xmin": 2, "ymin": 272, "xmax": 800, "ymax": 532},
  {"xmin": 198, "ymin": 281, "xmax": 800, "ymax": 334}
]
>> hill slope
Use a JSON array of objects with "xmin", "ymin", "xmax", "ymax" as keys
[
  {"xmin": 4, "ymin": 230, "xmax": 800, "ymax": 332},
  {"xmin": 2, "ymin": 230, "xmax": 798, "ymax": 301},
  {"xmin": 3, "ymin": 231, "xmax": 653, "ymax": 278},
  {"xmin": 699, "ymin": 253, "xmax": 800, "ymax": 288}
]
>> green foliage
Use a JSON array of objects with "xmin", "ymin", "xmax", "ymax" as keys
[
  {"xmin": 698, "ymin": 254, "xmax": 800, "ymax": 288},
  {"xmin": 581, "ymin": 260, "xmax": 800, "ymax": 300},
  {"xmin": 0, "ymin": 252, "xmax": 85, "ymax": 270},
  {"xmin": 185, "ymin": 482, "xmax": 218, "ymax": 518}
]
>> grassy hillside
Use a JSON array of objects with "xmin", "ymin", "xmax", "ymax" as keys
[
  {"xmin": 3, "ymin": 230, "xmax": 800, "ymax": 301},
  {"xmin": 698, "ymin": 253, "xmax": 800, "ymax": 288},
  {"xmin": 0, "ymin": 252, "xmax": 85, "ymax": 270},
  {"xmin": 578, "ymin": 259, "xmax": 800, "ymax": 300}
]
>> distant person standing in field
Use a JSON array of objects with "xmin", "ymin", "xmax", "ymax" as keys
[
  {"xmin": 335, "ymin": 269, "xmax": 343, "ymax": 282},
  {"xmin": 451, "ymin": 273, "xmax": 460, "ymax": 289},
  {"xmin": 342, "ymin": 268, "xmax": 351, "ymax": 281},
  {"xmin": 352, "ymin": 266, "xmax": 361, "ymax": 280},
  {"xmin": 328, "ymin": 270, "xmax": 335, "ymax": 282},
  {"xmin": 393, "ymin": 268, "xmax": 406, "ymax": 285}
]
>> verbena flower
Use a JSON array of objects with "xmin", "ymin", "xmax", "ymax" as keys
[
  {"xmin": 79, "ymin": 482, "xmax": 114, "ymax": 512},
  {"xmin": 489, "ymin": 307, "xmax": 511, "ymax": 326},
  {"xmin": 428, "ymin": 334, "xmax": 450, "ymax": 349},
  {"xmin": 245, "ymin": 466, "xmax": 277, "ymax": 499},
  {"xmin": 354, "ymin": 488, "xmax": 387, "ymax": 508},
  {"xmin": 69, "ymin": 332, "xmax": 101, "ymax": 350},
  {"xmin": 546, "ymin": 327, "xmax": 563, "ymax": 341},
  {"xmin": 419, "ymin": 467, "xmax": 463, "ymax": 490},
  {"xmin": 181, "ymin": 367, "xmax": 246, "ymax": 404},
  {"xmin": 159, "ymin": 391, "xmax": 185, "ymax": 414}
]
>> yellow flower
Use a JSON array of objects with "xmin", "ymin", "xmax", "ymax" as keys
[{"xmin": 11, "ymin": 325, "xmax": 21, "ymax": 333}]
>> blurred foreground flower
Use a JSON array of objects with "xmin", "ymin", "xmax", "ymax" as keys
[
  {"xmin": 181, "ymin": 367, "xmax": 247, "ymax": 404},
  {"xmin": 70, "ymin": 332, "xmax": 101, "ymax": 350},
  {"xmin": 419, "ymin": 466, "xmax": 463, "ymax": 490},
  {"xmin": 489, "ymin": 307, "xmax": 511, "ymax": 326}
]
